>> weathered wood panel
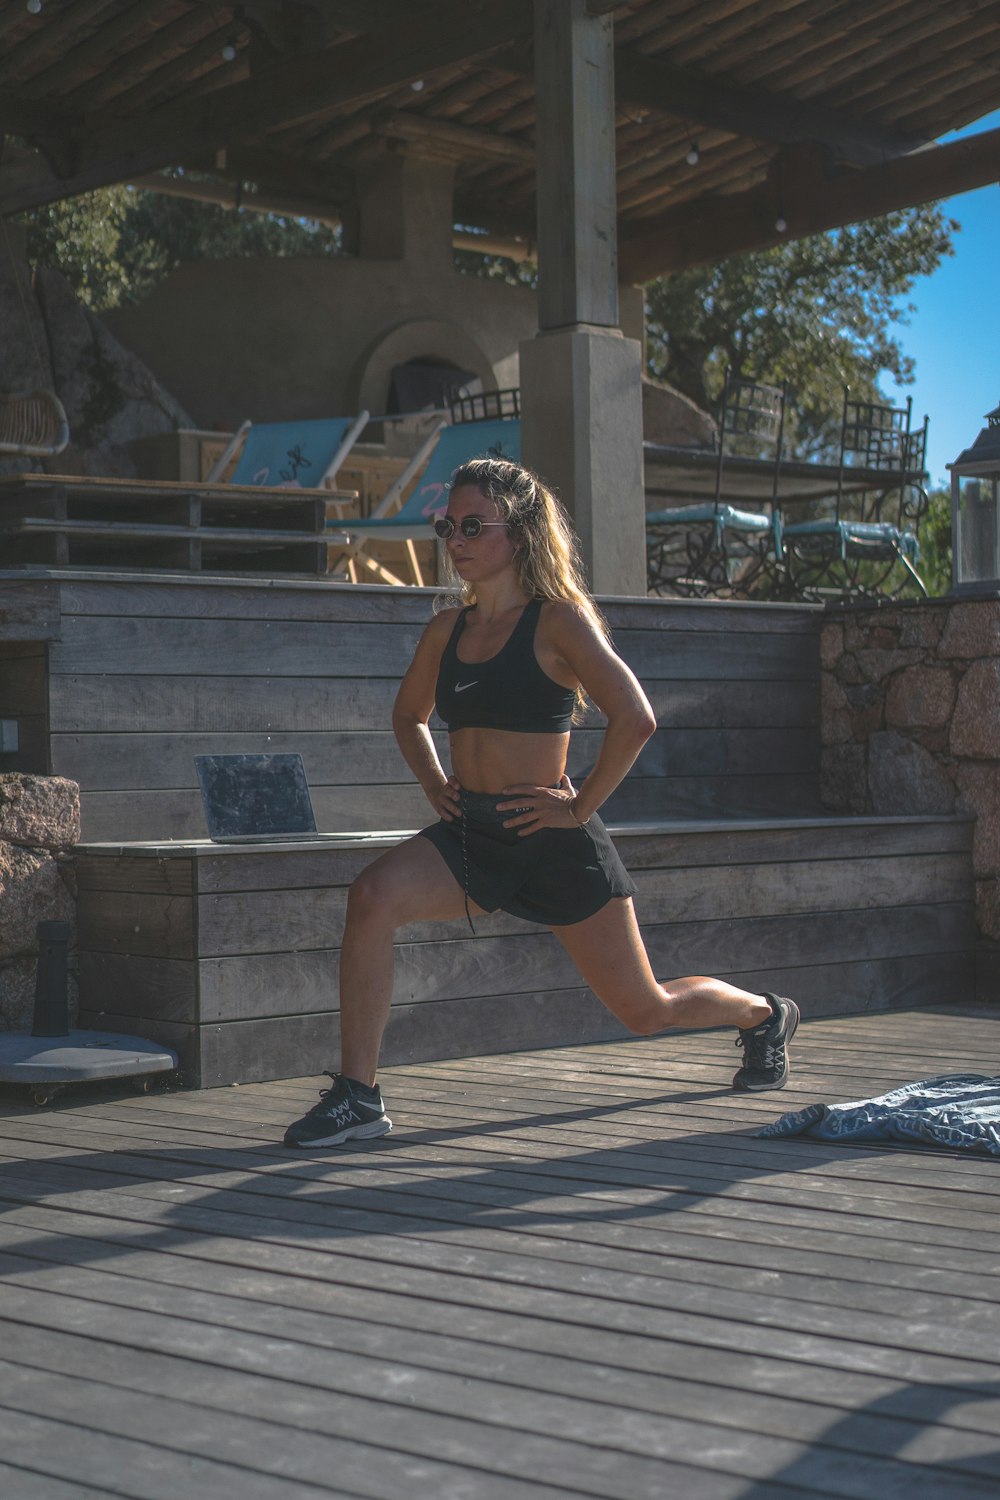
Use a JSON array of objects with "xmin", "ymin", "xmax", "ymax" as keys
[
  {"xmin": 48, "ymin": 614, "xmax": 815, "ymax": 683},
  {"xmin": 170, "ymin": 901, "xmax": 973, "ymax": 1025},
  {"xmin": 51, "ymin": 725, "xmax": 818, "ymax": 792},
  {"xmin": 0, "ymin": 641, "xmax": 48, "ymax": 773},
  {"xmin": 49, "ymin": 672, "xmax": 818, "ymax": 733},
  {"xmin": 0, "ymin": 578, "xmax": 60, "ymax": 640},
  {"xmin": 73, "ymin": 815, "xmax": 976, "ymax": 1085},
  {"xmin": 76, "ymin": 952, "xmax": 197, "ymax": 1024}
]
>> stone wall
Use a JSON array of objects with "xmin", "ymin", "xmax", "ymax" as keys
[
  {"xmin": 821, "ymin": 598, "xmax": 1000, "ymax": 940},
  {"xmin": 0, "ymin": 774, "xmax": 80, "ymax": 1030}
]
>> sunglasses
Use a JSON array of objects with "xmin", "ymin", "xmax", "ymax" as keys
[{"xmin": 433, "ymin": 515, "xmax": 509, "ymax": 540}]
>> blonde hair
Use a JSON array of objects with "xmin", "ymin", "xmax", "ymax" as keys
[
  {"xmin": 441, "ymin": 456, "xmax": 608, "ymax": 714},
  {"xmin": 444, "ymin": 456, "xmax": 606, "ymax": 628}
]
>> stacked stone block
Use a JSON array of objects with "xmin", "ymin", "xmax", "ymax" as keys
[
  {"xmin": 821, "ymin": 599, "xmax": 1000, "ymax": 941},
  {"xmin": 0, "ymin": 774, "xmax": 80, "ymax": 1029}
]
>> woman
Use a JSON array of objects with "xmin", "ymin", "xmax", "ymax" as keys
[{"xmin": 283, "ymin": 458, "xmax": 798, "ymax": 1148}]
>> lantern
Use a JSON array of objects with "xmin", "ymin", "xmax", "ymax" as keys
[{"xmin": 949, "ymin": 399, "xmax": 1000, "ymax": 593}]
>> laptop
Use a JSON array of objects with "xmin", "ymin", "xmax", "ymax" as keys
[{"xmin": 195, "ymin": 753, "xmax": 320, "ymax": 843}]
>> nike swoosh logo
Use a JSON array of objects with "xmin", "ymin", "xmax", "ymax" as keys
[{"xmin": 454, "ymin": 681, "xmax": 478, "ymax": 693}]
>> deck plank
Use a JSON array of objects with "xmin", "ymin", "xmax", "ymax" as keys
[{"xmin": 0, "ymin": 1008, "xmax": 998, "ymax": 1498}]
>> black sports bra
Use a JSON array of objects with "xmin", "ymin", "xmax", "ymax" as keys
[{"xmin": 435, "ymin": 599, "xmax": 576, "ymax": 734}]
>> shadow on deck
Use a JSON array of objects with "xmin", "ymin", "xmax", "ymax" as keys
[{"xmin": 0, "ymin": 1005, "xmax": 996, "ymax": 1497}]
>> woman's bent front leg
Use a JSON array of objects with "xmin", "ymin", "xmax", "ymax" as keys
[
  {"xmin": 339, "ymin": 833, "xmax": 478, "ymax": 1085},
  {"xmin": 552, "ymin": 897, "xmax": 773, "ymax": 1034}
]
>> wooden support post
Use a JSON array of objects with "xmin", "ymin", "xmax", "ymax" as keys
[{"xmin": 520, "ymin": 0, "xmax": 646, "ymax": 597}]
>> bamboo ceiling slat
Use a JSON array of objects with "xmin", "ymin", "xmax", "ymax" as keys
[
  {"xmin": 811, "ymin": 29, "xmax": 1000, "ymax": 122},
  {"xmin": 455, "ymin": 81, "xmax": 536, "ymax": 132},
  {"xmin": 161, "ymin": 55, "xmax": 256, "ymax": 116},
  {"xmin": 724, "ymin": 0, "xmax": 937, "ymax": 95},
  {"xmin": 615, "ymin": 0, "xmax": 707, "ymax": 47},
  {"xmin": 97, "ymin": 23, "xmax": 236, "ymax": 118},
  {"xmin": 634, "ymin": 0, "xmax": 809, "ymax": 68},
  {"xmin": 59, "ymin": 8, "xmax": 222, "ymax": 113},
  {"xmin": 618, "ymin": 139, "xmax": 769, "ymax": 217},
  {"xmin": 20, "ymin": 0, "xmax": 170, "ymax": 99},
  {"xmin": 769, "ymin": 8, "xmax": 999, "ymax": 108},
  {"xmin": 0, "ymin": 0, "xmax": 122, "ymax": 85},
  {"xmin": 425, "ymin": 76, "xmax": 514, "ymax": 121},
  {"xmin": 642, "ymin": 0, "xmax": 915, "ymax": 97}
]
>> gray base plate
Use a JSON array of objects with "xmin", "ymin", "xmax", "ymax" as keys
[{"xmin": 0, "ymin": 1030, "xmax": 177, "ymax": 1083}]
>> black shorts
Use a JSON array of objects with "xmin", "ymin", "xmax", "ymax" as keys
[{"xmin": 418, "ymin": 788, "xmax": 637, "ymax": 927}]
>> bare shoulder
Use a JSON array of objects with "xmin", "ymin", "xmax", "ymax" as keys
[
  {"xmin": 539, "ymin": 598, "xmax": 611, "ymax": 653},
  {"xmin": 421, "ymin": 604, "xmax": 463, "ymax": 645}
]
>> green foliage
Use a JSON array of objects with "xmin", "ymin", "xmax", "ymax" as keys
[
  {"xmin": 18, "ymin": 186, "xmax": 143, "ymax": 312},
  {"xmin": 453, "ymin": 245, "xmax": 537, "ymax": 288},
  {"xmin": 916, "ymin": 484, "xmax": 953, "ymax": 597},
  {"xmin": 645, "ymin": 206, "xmax": 957, "ymax": 459},
  {"xmin": 17, "ymin": 178, "xmax": 344, "ymax": 313}
]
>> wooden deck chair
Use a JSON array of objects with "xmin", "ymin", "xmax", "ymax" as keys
[
  {"xmin": 327, "ymin": 416, "xmax": 521, "ymax": 587},
  {"xmin": 205, "ymin": 412, "xmax": 370, "ymax": 492},
  {"xmin": 0, "ymin": 389, "xmax": 70, "ymax": 457}
]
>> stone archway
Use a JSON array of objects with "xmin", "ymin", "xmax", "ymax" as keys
[{"xmin": 352, "ymin": 317, "xmax": 497, "ymax": 416}]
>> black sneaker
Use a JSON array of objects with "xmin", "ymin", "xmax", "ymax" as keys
[
  {"xmin": 283, "ymin": 1073, "xmax": 392, "ymax": 1148},
  {"xmin": 733, "ymin": 994, "xmax": 800, "ymax": 1092}
]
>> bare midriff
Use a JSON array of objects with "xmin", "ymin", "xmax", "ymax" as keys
[{"xmin": 448, "ymin": 727, "xmax": 571, "ymax": 794}]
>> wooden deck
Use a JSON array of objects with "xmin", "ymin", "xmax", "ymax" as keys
[{"xmin": 0, "ymin": 1006, "xmax": 998, "ymax": 1498}]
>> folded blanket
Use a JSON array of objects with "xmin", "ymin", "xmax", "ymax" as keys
[{"xmin": 758, "ymin": 1074, "xmax": 1000, "ymax": 1156}]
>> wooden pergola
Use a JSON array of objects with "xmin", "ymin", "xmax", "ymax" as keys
[{"xmin": 2, "ymin": 0, "xmax": 999, "ymax": 591}]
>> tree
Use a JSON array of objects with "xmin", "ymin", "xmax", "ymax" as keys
[
  {"xmin": 18, "ymin": 186, "xmax": 144, "ymax": 312},
  {"xmin": 645, "ymin": 205, "xmax": 957, "ymax": 458},
  {"xmin": 17, "ymin": 178, "xmax": 343, "ymax": 314},
  {"xmin": 916, "ymin": 484, "xmax": 953, "ymax": 597}
]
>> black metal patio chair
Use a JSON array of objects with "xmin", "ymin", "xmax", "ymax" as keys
[
  {"xmin": 646, "ymin": 373, "xmax": 786, "ymax": 598},
  {"xmin": 781, "ymin": 389, "xmax": 929, "ymax": 600}
]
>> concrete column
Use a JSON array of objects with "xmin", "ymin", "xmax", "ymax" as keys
[
  {"xmin": 520, "ymin": 325, "xmax": 645, "ymax": 597},
  {"xmin": 355, "ymin": 144, "xmax": 455, "ymax": 273},
  {"xmin": 520, "ymin": 0, "xmax": 646, "ymax": 596}
]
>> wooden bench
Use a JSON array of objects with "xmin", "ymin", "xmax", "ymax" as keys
[
  {"xmin": 0, "ymin": 569, "xmax": 977, "ymax": 1086},
  {"xmin": 72, "ymin": 813, "xmax": 975, "ymax": 1087}
]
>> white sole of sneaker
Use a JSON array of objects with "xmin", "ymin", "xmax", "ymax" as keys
[{"xmin": 286, "ymin": 1116, "xmax": 393, "ymax": 1149}]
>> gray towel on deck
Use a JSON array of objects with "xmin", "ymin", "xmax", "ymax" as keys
[{"xmin": 758, "ymin": 1074, "xmax": 1000, "ymax": 1156}]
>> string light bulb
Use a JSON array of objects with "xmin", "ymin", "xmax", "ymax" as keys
[
  {"xmin": 221, "ymin": 37, "xmax": 238, "ymax": 61},
  {"xmin": 685, "ymin": 140, "xmax": 700, "ymax": 167},
  {"xmin": 26, "ymin": 0, "xmax": 42, "ymax": 13},
  {"xmin": 774, "ymin": 215, "xmax": 788, "ymax": 233},
  {"xmin": 410, "ymin": 79, "xmax": 425, "ymax": 92}
]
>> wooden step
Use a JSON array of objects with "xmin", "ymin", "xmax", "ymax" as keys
[{"xmin": 73, "ymin": 813, "xmax": 975, "ymax": 1088}]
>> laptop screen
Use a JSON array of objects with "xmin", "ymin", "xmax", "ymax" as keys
[{"xmin": 195, "ymin": 753, "xmax": 318, "ymax": 841}]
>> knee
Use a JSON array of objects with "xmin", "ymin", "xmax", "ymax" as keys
[
  {"xmin": 606, "ymin": 991, "xmax": 671, "ymax": 1037},
  {"xmin": 624, "ymin": 1009, "xmax": 666, "ymax": 1038},
  {"xmin": 346, "ymin": 865, "xmax": 398, "ymax": 930}
]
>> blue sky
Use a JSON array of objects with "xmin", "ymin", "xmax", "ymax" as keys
[{"xmin": 887, "ymin": 109, "xmax": 1000, "ymax": 488}]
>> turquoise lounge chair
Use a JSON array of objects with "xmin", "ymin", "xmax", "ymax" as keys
[
  {"xmin": 326, "ymin": 416, "xmax": 521, "ymax": 585},
  {"xmin": 205, "ymin": 412, "xmax": 370, "ymax": 490}
]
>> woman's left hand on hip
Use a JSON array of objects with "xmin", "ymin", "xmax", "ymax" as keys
[{"xmin": 497, "ymin": 774, "xmax": 578, "ymax": 835}]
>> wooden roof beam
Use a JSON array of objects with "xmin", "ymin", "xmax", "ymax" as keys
[
  {"xmin": 371, "ymin": 110, "xmax": 535, "ymax": 167},
  {"xmin": 618, "ymin": 126, "xmax": 1000, "ymax": 283},
  {"xmin": 613, "ymin": 45, "xmax": 925, "ymax": 165},
  {"xmin": 0, "ymin": 0, "xmax": 534, "ymax": 216}
]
